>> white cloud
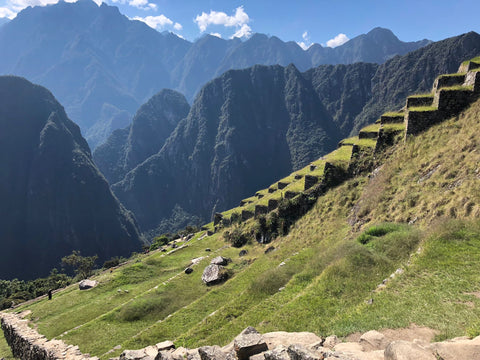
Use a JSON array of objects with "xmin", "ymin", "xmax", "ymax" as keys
[
  {"xmin": 297, "ymin": 30, "xmax": 313, "ymax": 50},
  {"xmin": 210, "ymin": 32, "xmax": 221, "ymax": 38},
  {"xmin": 326, "ymin": 33, "xmax": 349, "ymax": 48},
  {"xmin": 195, "ymin": 6, "xmax": 251, "ymax": 39},
  {"xmin": 231, "ymin": 24, "xmax": 251, "ymax": 39},
  {"xmin": 111, "ymin": 0, "xmax": 156, "ymax": 11},
  {"xmin": 133, "ymin": 14, "xmax": 175, "ymax": 30},
  {"xmin": 173, "ymin": 22, "xmax": 182, "ymax": 31},
  {"xmin": 0, "ymin": 7, "xmax": 16, "ymax": 19}
]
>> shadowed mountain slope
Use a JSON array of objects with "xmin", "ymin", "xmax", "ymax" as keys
[{"xmin": 0, "ymin": 76, "xmax": 141, "ymax": 280}]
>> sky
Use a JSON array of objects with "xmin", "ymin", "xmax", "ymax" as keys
[{"xmin": 1, "ymin": 0, "xmax": 480, "ymax": 47}]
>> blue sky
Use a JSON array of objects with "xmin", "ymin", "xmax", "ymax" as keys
[{"xmin": 1, "ymin": 0, "xmax": 480, "ymax": 47}]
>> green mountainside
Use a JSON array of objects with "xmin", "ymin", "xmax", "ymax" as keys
[
  {"xmin": 3, "ymin": 58, "xmax": 480, "ymax": 359},
  {"xmin": 0, "ymin": 76, "xmax": 141, "ymax": 280}
]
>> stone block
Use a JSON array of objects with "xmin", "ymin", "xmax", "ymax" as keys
[
  {"xmin": 241, "ymin": 210, "xmax": 254, "ymax": 221},
  {"xmin": 255, "ymin": 205, "xmax": 268, "ymax": 217},
  {"xmin": 277, "ymin": 181, "xmax": 288, "ymax": 189},
  {"xmin": 304, "ymin": 175, "xmax": 318, "ymax": 191},
  {"xmin": 406, "ymin": 95, "xmax": 434, "ymax": 109},
  {"xmin": 433, "ymin": 74, "xmax": 465, "ymax": 92},
  {"xmin": 268, "ymin": 199, "xmax": 279, "ymax": 212},
  {"xmin": 234, "ymin": 327, "xmax": 268, "ymax": 360}
]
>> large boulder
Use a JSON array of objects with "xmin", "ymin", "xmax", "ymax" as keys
[
  {"xmin": 79, "ymin": 279, "xmax": 98, "ymax": 290},
  {"xmin": 210, "ymin": 256, "xmax": 231, "ymax": 266},
  {"xmin": 201, "ymin": 265, "xmax": 229, "ymax": 285},
  {"xmin": 234, "ymin": 327, "xmax": 268, "ymax": 360},
  {"xmin": 427, "ymin": 336, "xmax": 480, "ymax": 360},
  {"xmin": 286, "ymin": 344, "xmax": 323, "ymax": 360},
  {"xmin": 120, "ymin": 349, "xmax": 153, "ymax": 360},
  {"xmin": 262, "ymin": 331, "xmax": 323, "ymax": 349},
  {"xmin": 264, "ymin": 346, "xmax": 290, "ymax": 360},
  {"xmin": 359, "ymin": 330, "xmax": 388, "ymax": 351},
  {"xmin": 198, "ymin": 346, "xmax": 228, "ymax": 360},
  {"xmin": 384, "ymin": 341, "xmax": 436, "ymax": 360}
]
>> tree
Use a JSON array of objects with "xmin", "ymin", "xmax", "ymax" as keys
[{"xmin": 61, "ymin": 251, "xmax": 98, "ymax": 280}]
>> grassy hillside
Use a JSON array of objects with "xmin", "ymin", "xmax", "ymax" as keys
[{"xmin": 2, "ymin": 97, "xmax": 480, "ymax": 359}]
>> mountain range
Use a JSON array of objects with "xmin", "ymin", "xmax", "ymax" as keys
[
  {"xmin": 93, "ymin": 31, "xmax": 480, "ymax": 236},
  {"xmin": 0, "ymin": 0, "xmax": 430, "ymax": 147},
  {"xmin": 0, "ymin": 76, "xmax": 140, "ymax": 279}
]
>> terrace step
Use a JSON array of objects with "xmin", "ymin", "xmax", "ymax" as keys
[
  {"xmin": 406, "ymin": 95, "xmax": 434, "ymax": 109},
  {"xmin": 358, "ymin": 130, "xmax": 379, "ymax": 139},
  {"xmin": 380, "ymin": 112, "xmax": 405, "ymax": 124},
  {"xmin": 458, "ymin": 59, "xmax": 480, "ymax": 73},
  {"xmin": 432, "ymin": 73, "xmax": 466, "ymax": 92}
]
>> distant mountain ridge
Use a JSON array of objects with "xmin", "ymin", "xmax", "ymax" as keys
[
  {"xmin": 0, "ymin": 0, "xmax": 430, "ymax": 147},
  {"xmin": 0, "ymin": 76, "xmax": 141, "ymax": 280}
]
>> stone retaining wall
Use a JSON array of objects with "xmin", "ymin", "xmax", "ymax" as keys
[{"xmin": 1, "ymin": 312, "xmax": 98, "ymax": 360}]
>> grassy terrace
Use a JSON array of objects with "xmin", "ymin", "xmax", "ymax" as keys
[
  {"xmin": 359, "ymin": 123, "xmax": 381, "ymax": 133},
  {"xmin": 382, "ymin": 123, "xmax": 406, "ymax": 133},
  {"xmin": 220, "ymin": 144, "xmax": 354, "ymax": 221},
  {"xmin": 408, "ymin": 106, "xmax": 438, "ymax": 112},
  {"xmin": 440, "ymin": 85, "xmax": 474, "ymax": 92},
  {"xmin": 382, "ymin": 111, "xmax": 404, "ymax": 117},
  {"xmin": 407, "ymin": 93, "xmax": 433, "ymax": 98}
]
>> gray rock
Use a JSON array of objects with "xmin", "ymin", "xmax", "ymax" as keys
[
  {"xmin": 79, "ymin": 279, "xmax": 98, "ymax": 290},
  {"xmin": 323, "ymin": 335, "xmax": 339, "ymax": 349},
  {"xmin": 198, "ymin": 346, "xmax": 227, "ymax": 360},
  {"xmin": 264, "ymin": 346, "xmax": 290, "ymax": 360},
  {"xmin": 234, "ymin": 327, "xmax": 268, "ymax": 360},
  {"xmin": 359, "ymin": 330, "xmax": 387, "ymax": 351},
  {"xmin": 265, "ymin": 246, "xmax": 275, "ymax": 254},
  {"xmin": 210, "ymin": 256, "xmax": 231, "ymax": 266},
  {"xmin": 155, "ymin": 341, "xmax": 175, "ymax": 352},
  {"xmin": 287, "ymin": 344, "xmax": 323, "ymax": 360},
  {"xmin": 201, "ymin": 264, "xmax": 228, "ymax": 285},
  {"xmin": 120, "ymin": 349, "xmax": 151, "ymax": 360},
  {"xmin": 239, "ymin": 250, "xmax": 248, "ymax": 257},
  {"xmin": 384, "ymin": 341, "xmax": 436, "ymax": 360}
]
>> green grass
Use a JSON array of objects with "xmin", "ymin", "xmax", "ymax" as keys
[
  {"xmin": 440, "ymin": 85, "xmax": 474, "ymax": 91},
  {"xmin": 0, "ymin": 331, "xmax": 16, "ymax": 359},
  {"xmin": 408, "ymin": 106, "xmax": 437, "ymax": 112},
  {"xmin": 382, "ymin": 111, "xmax": 404, "ymax": 116},
  {"xmin": 407, "ymin": 94, "xmax": 433, "ymax": 98},
  {"xmin": 382, "ymin": 123, "xmax": 405, "ymax": 132},
  {"xmin": 340, "ymin": 136, "xmax": 377, "ymax": 148},
  {"xmin": 360, "ymin": 123, "xmax": 381, "ymax": 133}
]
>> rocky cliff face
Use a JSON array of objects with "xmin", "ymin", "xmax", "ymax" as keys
[
  {"xmin": 93, "ymin": 89, "xmax": 190, "ymax": 184},
  {"xmin": 0, "ymin": 76, "xmax": 140, "ymax": 279},
  {"xmin": 112, "ymin": 65, "xmax": 341, "ymax": 234}
]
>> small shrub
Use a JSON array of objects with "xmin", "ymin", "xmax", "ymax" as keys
[
  {"xmin": 149, "ymin": 234, "xmax": 170, "ymax": 251},
  {"xmin": 224, "ymin": 227, "xmax": 250, "ymax": 247}
]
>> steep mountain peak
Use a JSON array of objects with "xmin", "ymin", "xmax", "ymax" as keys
[{"xmin": 0, "ymin": 76, "xmax": 141, "ymax": 279}]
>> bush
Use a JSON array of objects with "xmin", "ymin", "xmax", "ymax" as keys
[
  {"xmin": 149, "ymin": 235, "xmax": 170, "ymax": 251},
  {"xmin": 224, "ymin": 227, "xmax": 250, "ymax": 247},
  {"xmin": 103, "ymin": 257, "xmax": 125, "ymax": 269}
]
